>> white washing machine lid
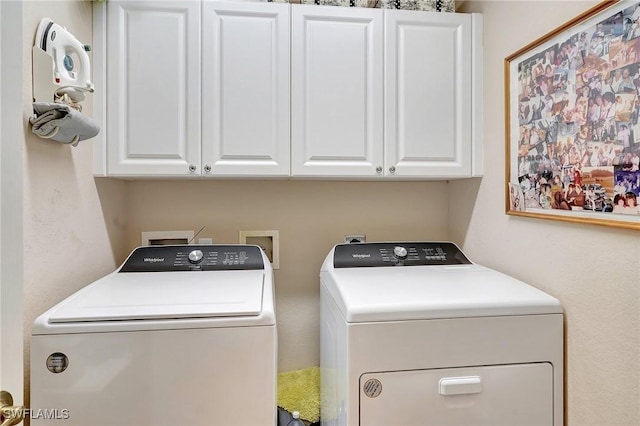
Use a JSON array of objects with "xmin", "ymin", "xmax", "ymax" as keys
[
  {"xmin": 321, "ymin": 243, "xmax": 562, "ymax": 323},
  {"xmin": 321, "ymin": 265, "xmax": 562, "ymax": 322},
  {"xmin": 48, "ymin": 270, "xmax": 265, "ymax": 323}
]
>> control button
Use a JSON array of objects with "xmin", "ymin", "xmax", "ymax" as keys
[
  {"xmin": 188, "ymin": 250, "xmax": 204, "ymax": 264},
  {"xmin": 393, "ymin": 246, "xmax": 408, "ymax": 259}
]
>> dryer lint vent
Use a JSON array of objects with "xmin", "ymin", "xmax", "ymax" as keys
[{"xmin": 363, "ymin": 378, "xmax": 382, "ymax": 398}]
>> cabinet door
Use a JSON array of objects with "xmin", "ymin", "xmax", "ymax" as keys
[
  {"xmin": 292, "ymin": 5, "xmax": 383, "ymax": 177},
  {"xmin": 107, "ymin": 0, "xmax": 201, "ymax": 176},
  {"xmin": 385, "ymin": 11, "xmax": 472, "ymax": 178},
  {"xmin": 202, "ymin": 2, "xmax": 290, "ymax": 177}
]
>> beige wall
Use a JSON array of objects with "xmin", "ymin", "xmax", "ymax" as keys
[
  {"xmin": 19, "ymin": 2, "xmax": 640, "ymax": 425},
  {"xmin": 453, "ymin": 2, "xmax": 640, "ymax": 425},
  {"xmin": 126, "ymin": 180, "xmax": 450, "ymax": 371},
  {"xmin": 22, "ymin": 0, "xmax": 128, "ymax": 407}
]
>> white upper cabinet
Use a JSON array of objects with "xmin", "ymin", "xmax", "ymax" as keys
[
  {"xmin": 385, "ymin": 10, "xmax": 473, "ymax": 178},
  {"xmin": 202, "ymin": 1, "xmax": 290, "ymax": 177},
  {"xmin": 104, "ymin": 0, "xmax": 289, "ymax": 177},
  {"xmin": 106, "ymin": 0, "xmax": 201, "ymax": 176},
  {"xmin": 97, "ymin": 1, "xmax": 482, "ymax": 179},
  {"xmin": 291, "ymin": 5, "xmax": 384, "ymax": 177},
  {"xmin": 291, "ymin": 6, "xmax": 481, "ymax": 179}
]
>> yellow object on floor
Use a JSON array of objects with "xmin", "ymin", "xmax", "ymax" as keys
[{"xmin": 277, "ymin": 366, "xmax": 320, "ymax": 423}]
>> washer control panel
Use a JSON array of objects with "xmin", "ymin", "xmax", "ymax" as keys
[
  {"xmin": 120, "ymin": 245, "xmax": 264, "ymax": 272},
  {"xmin": 333, "ymin": 242, "xmax": 471, "ymax": 268}
]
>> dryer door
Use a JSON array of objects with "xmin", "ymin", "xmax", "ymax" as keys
[{"xmin": 360, "ymin": 363, "xmax": 553, "ymax": 426}]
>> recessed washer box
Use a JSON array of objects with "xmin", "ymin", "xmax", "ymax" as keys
[
  {"xmin": 141, "ymin": 231, "xmax": 195, "ymax": 246},
  {"xmin": 239, "ymin": 230, "xmax": 279, "ymax": 269}
]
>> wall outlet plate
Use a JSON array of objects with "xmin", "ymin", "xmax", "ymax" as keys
[
  {"xmin": 239, "ymin": 230, "xmax": 279, "ymax": 269},
  {"xmin": 345, "ymin": 234, "xmax": 366, "ymax": 244}
]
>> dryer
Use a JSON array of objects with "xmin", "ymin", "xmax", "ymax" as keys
[
  {"xmin": 31, "ymin": 245, "xmax": 277, "ymax": 425},
  {"xmin": 320, "ymin": 242, "xmax": 563, "ymax": 426}
]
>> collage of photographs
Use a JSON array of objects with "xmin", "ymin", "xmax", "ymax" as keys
[{"xmin": 513, "ymin": 2, "xmax": 640, "ymax": 217}]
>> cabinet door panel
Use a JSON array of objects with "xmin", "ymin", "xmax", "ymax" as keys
[
  {"xmin": 292, "ymin": 5, "xmax": 383, "ymax": 177},
  {"xmin": 203, "ymin": 2, "xmax": 290, "ymax": 176},
  {"xmin": 107, "ymin": 0, "xmax": 201, "ymax": 176},
  {"xmin": 385, "ymin": 11, "xmax": 471, "ymax": 177}
]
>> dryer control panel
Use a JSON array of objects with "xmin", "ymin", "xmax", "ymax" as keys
[
  {"xmin": 333, "ymin": 242, "xmax": 471, "ymax": 268},
  {"xmin": 120, "ymin": 245, "xmax": 264, "ymax": 272}
]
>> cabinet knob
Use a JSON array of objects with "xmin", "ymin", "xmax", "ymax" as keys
[
  {"xmin": 204, "ymin": 165, "xmax": 212, "ymax": 173},
  {"xmin": 376, "ymin": 166, "xmax": 383, "ymax": 174},
  {"xmin": 389, "ymin": 166, "xmax": 396, "ymax": 174},
  {"xmin": 188, "ymin": 164, "xmax": 197, "ymax": 173}
]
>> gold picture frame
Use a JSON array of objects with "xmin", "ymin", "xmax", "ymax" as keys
[{"xmin": 505, "ymin": 0, "xmax": 640, "ymax": 230}]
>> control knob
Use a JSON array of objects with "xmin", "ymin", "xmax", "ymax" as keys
[
  {"xmin": 188, "ymin": 249, "xmax": 204, "ymax": 264},
  {"xmin": 393, "ymin": 246, "xmax": 408, "ymax": 259}
]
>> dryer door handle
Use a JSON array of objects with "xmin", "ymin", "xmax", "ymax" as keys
[{"xmin": 438, "ymin": 376, "xmax": 482, "ymax": 395}]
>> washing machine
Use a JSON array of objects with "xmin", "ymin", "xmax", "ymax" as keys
[
  {"xmin": 31, "ymin": 244, "xmax": 277, "ymax": 426},
  {"xmin": 320, "ymin": 242, "xmax": 563, "ymax": 426}
]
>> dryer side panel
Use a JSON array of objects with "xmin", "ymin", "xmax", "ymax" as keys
[{"xmin": 320, "ymin": 283, "xmax": 349, "ymax": 426}]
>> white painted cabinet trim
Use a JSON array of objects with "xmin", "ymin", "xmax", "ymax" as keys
[
  {"xmin": 291, "ymin": 5, "xmax": 384, "ymax": 177},
  {"xmin": 202, "ymin": 1, "xmax": 290, "ymax": 177},
  {"xmin": 384, "ymin": 10, "xmax": 472, "ymax": 178},
  {"xmin": 106, "ymin": 0, "xmax": 202, "ymax": 177},
  {"xmin": 93, "ymin": 3, "xmax": 107, "ymax": 177},
  {"xmin": 93, "ymin": 2, "xmax": 482, "ymax": 180},
  {"xmin": 471, "ymin": 13, "xmax": 483, "ymax": 177}
]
